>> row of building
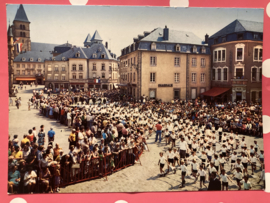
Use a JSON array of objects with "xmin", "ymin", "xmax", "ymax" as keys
[{"xmin": 8, "ymin": 5, "xmax": 263, "ymax": 103}]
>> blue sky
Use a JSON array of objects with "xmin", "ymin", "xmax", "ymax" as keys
[{"xmin": 6, "ymin": 5, "xmax": 264, "ymax": 56}]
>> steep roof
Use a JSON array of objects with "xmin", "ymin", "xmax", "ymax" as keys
[
  {"xmin": 14, "ymin": 4, "xmax": 30, "ymax": 23},
  {"xmin": 140, "ymin": 27, "xmax": 203, "ymax": 45},
  {"xmin": 84, "ymin": 34, "xmax": 92, "ymax": 43},
  {"xmin": 14, "ymin": 51, "xmax": 53, "ymax": 62},
  {"xmin": 91, "ymin": 30, "xmax": 103, "ymax": 41},
  {"xmin": 31, "ymin": 42, "xmax": 59, "ymax": 52},
  {"xmin": 210, "ymin": 19, "xmax": 263, "ymax": 39},
  {"xmin": 54, "ymin": 47, "xmax": 88, "ymax": 60},
  {"xmin": 55, "ymin": 42, "xmax": 72, "ymax": 48}
]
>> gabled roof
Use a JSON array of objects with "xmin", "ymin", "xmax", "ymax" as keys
[
  {"xmin": 14, "ymin": 51, "xmax": 53, "ymax": 62},
  {"xmin": 91, "ymin": 30, "xmax": 103, "ymax": 41},
  {"xmin": 210, "ymin": 19, "xmax": 263, "ymax": 39},
  {"xmin": 54, "ymin": 47, "xmax": 88, "ymax": 60},
  {"xmin": 84, "ymin": 34, "xmax": 92, "ymax": 43},
  {"xmin": 14, "ymin": 4, "xmax": 30, "ymax": 23},
  {"xmin": 31, "ymin": 42, "xmax": 59, "ymax": 52},
  {"xmin": 140, "ymin": 27, "xmax": 203, "ymax": 45}
]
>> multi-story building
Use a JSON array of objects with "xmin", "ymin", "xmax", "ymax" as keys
[
  {"xmin": 205, "ymin": 19, "xmax": 263, "ymax": 103},
  {"xmin": 119, "ymin": 26, "xmax": 211, "ymax": 102},
  {"xmin": 44, "ymin": 31, "xmax": 118, "ymax": 91}
]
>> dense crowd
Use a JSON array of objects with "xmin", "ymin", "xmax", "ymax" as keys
[{"xmin": 8, "ymin": 87, "xmax": 265, "ymax": 193}]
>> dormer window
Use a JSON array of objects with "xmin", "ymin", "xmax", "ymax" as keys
[
  {"xmin": 30, "ymin": 58, "xmax": 33, "ymax": 62},
  {"xmin": 133, "ymin": 43, "xmax": 136, "ymax": 51},
  {"xmin": 193, "ymin": 46, "xmax": 197, "ymax": 53},
  {"xmin": 98, "ymin": 47, "xmax": 102, "ymax": 52},
  {"xmin": 237, "ymin": 33, "xmax": 243, "ymax": 40},
  {"xmin": 201, "ymin": 46, "xmax": 206, "ymax": 54},
  {"xmin": 151, "ymin": 43, "xmax": 156, "ymax": 50},
  {"xmin": 22, "ymin": 57, "xmax": 26, "ymax": 61},
  {"xmin": 101, "ymin": 53, "xmax": 105, "ymax": 59},
  {"xmin": 76, "ymin": 51, "xmax": 80, "ymax": 58},
  {"xmin": 52, "ymin": 57, "xmax": 55, "ymax": 61},
  {"xmin": 175, "ymin": 44, "xmax": 180, "ymax": 52},
  {"xmin": 92, "ymin": 53, "xmax": 97, "ymax": 58},
  {"xmin": 38, "ymin": 58, "xmax": 41, "ymax": 62},
  {"xmin": 62, "ymin": 57, "xmax": 65, "ymax": 61},
  {"xmin": 254, "ymin": 33, "xmax": 258, "ymax": 39}
]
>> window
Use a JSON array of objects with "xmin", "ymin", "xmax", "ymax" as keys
[
  {"xmin": 191, "ymin": 73, "xmax": 196, "ymax": 82},
  {"xmin": 236, "ymin": 68, "xmax": 243, "ymax": 79},
  {"xmin": 201, "ymin": 73, "xmax": 205, "ymax": 82},
  {"xmin": 201, "ymin": 58, "xmax": 205, "ymax": 67},
  {"xmin": 214, "ymin": 48, "xmax": 226, "ymax": 62},
  {"xmin": 109, "ymin": 64, "xmax": 112, "ymax": 71},
  {"xmin": 237, "ymin": 48, "xmax": 243, "ymax": 60},
  {"xmin": 62, "ymin": 57, "xmax": 65, "ymax": 61},
  {"xmin": 252, "ymin": 68, "xmax": 257, "ymax": 82},
  {"xmin": 254, "ymin": 46, "xmax": 263, "ymax": 61},
  {"xmin": 193, "ymin": 46, "xmax": 197, "ymax": 53},
  {"xmin": 27, "ymin": 64, "xmax": 30, "ymax": 68},
  {"xmin": 102, "ymin": 73, "xmax": 105, "ymax": 78},
  {"xmin": 92, "ymin": 53, "xmax": 97, "ymax": 58},
  {"xmin": 93, "ymin": 73, "xmax": 96, "ymax": 78},
  {"xmin": 101, "ymin": 63, "xmax": 105, "ymax": 71},
  {"xmin": 174, "ymin": 73, "xmax": 180, "ymax": 83},
  {"xmin": 174, "ymin": 57, "xmax": 180, "ymax": 66},
  {"xmin": 222, "ymin": 37, "xmax": 226, "ymax": 43},
  {"xmin": 254, "ymin": 34, "xmax": 258, "ymax": 39},
  {"xmin": 212, "ymin": 69, "xmax": 215, "ymax": 80},
  {"xmin": 101, "ymin": 54, "xmax": 105, "ymax": 59},
  {"xmin": 33, "ymin": 64, "xmax": 36, "ymax": 68},
  {"xmin": 38, "ymin": 58, "xmax": 41, "ymax": 62},
  {"xmin": 174, "ymin": 89, "xmax": 180, "ymax": 99},
  {"xmin": 38, "ymin": 70, "xmax": 41, "ymax": 74},
  {"xmin": 22, "ymin": 57, "xmax": 26, "ymax": 61},
  {"xmin": 133, "ymin": 73, "xmax": 136, "ymax": 82},
  {"xmin": 237, "ymin": 33, "xmax": 243, "ymax": 40},
  {"xmin": 16, "ymin": 70, "xmax": 20, "ymax": 75},
  {"xmin": 30, "ymin": 58, "xmax": 33, "ymax": 62},
  {"xmin": 16, "ymin": 64, "xmax": 20, "ymax": 68},
  {"xmin": 128, "ymin": 59, "xmax": 130, "ymax": 66},
  {"xmin": 93, "ymin": 63, "xmax": 96, "ymax": 71},
  {"xmin": 54, "ymin": 65, "xmax": 59, "ymax": 71},
  {"xmin": 191, "ymin": 88, "xmax": 197, "ymax": 99},
  {"xmin": 54, "ymin": 74, "xmax": 58, "ymax": 80},
  {"xmin": 72, "ymin": 64, "xmax": 76, "ymax": 71},
  {"xmin": 27, "ymin": 71, "xmax": 30, "ymax": 75},
  {"xmin": 218, "ymin": 69, "xmax": 221, "ymax": 80},
  {"xmin": 61, "ymin": 65, "xmax": 65, "ymax": 71},
  {"xmin": 79, "ymin": 65, "xmax": 83, "ymax": 71},
  {"xmin": 223, "ymin": 68, "xmax": 228, "ymax": 81},
  {"xmin": 150, "ymin": 73, "xmax": 156, "ymax": 82},
  {"xmin": 22, "ymin": 64, "xmax": 25, "ymax": 68},
  {"xmin": 176, "ymin": 44, "xmax": 180, "ymax": 51},
  {"xmin": 192, "ymin": 58, "xmax": 197, "ymax": 67},
  {"xmin": 79, "ymin": 74, "xmax": 83, "ymax": 79},
  {"xmin": 150, "ymin": 56, "xmax": 156, "ymax": 66},
  {"xmin": 151, "ymin": 43, "xmax": 156, "ymax": 50},
  {"xmin": 47, "ymin": 74, "xmax": 51, "ymax": 80},
  {"xmin": 72, "ymin": 74, "xmax": 76, "ymax": 79},
  {"xmin": 201, "ymin": 46, "xmax": 206, "ymax": 53}
]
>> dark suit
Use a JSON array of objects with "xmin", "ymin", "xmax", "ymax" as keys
[{"xmin": 208, "ymin": 178, "xmax": 221, "ymax": 191}]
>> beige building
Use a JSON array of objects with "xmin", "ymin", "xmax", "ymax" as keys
[{"xmin": 119, "ymin": 26, "xmax": 211, "ymax": 102}]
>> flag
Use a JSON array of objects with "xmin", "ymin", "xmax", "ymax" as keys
[
  {"xmin": 16, "ymin": 43, "xmax": 23, "ymax": 53},
  {"xmin": 13, "ymin": 37, "xmax": 20, "ymax": 45},
  {"xmin": 94, "ymin": 79, "xmax": 100, "ymax": 83}
]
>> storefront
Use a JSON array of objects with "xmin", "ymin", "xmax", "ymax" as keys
[
  {"xmin": 15, "ymin": 77, "xmax": 36, "ymax": 84},
  {"xmin": 232, "ymin": 86, "xmax": 246, "ymax": 102}
]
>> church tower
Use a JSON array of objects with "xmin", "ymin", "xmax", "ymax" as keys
[
  {"xmin": 12, "ymin": 4, "xmax": 31, "ymax": 57},
  {"xmin": 8, "ymin": 25, "xmax": 15, "ymax": 96}
]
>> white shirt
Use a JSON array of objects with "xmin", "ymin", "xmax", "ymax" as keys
[
  {"xmin": 197, "ymin": 169, "xmax": 206, "ymax": 176},
  {"xmin": 167, "ymin": 151, "xmax": 175, "ymax": 159},
  {"xmin": 179, "ymin": 140, "xmax": 188, "ymax": 150},
  {"xmin": 192, "ymin": 163, "xmax": 198, "ymax": 170},
  {"xmin": 180, "ymin": 165, "xmax": 187, "ymax": 172},
  {"xmin": 241, "ymin": 180, "xmax": 252, "ymax": 189},
  {"xmin": 24, "ymin": 171, "xmax": 37, "ymax": 186},
  {"xmin": 220, "ymin": 174, "xmax": 229, "ymax": 182},
  {"xmin": 234, "ymin": 171, "xmax": 243, "ymax": 179},
  {"xmin": 209, "ymin": 166, "xmax": 217, "ymax": 174},
  {"xmin": 159, "ymin": 156, "xmax": 166, "ymax": 164}
]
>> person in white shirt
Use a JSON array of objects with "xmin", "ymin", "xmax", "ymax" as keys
[
  {"xmin": 158, "ymin": 152, "xmax": 167, "ymax": 174},
  {"xmin": 232, "ymin": 167, "xmax": 243, "ymax": 190},
  {"xmin": 219, "ymin": 169, "xmax": 232, "ymax": 191},
  {"xmin": 229, "ymin": 151, "xmax": 237, "ymax": 170},
  {"xmin": 178, "ymin": 137, "xmax": 188, "ymax": 159},
  {"xmin": 167, "ymin": 148, "xmax": 176, "ymax": 174},
  {"xmin": 179, "ymin": 160, "xmax": 187, "ymax": 188},
  {"xmin": 196, "ymin": 165, "xmax": 207, "ymax": 188},
  {"xmin": 257, "ymin": 165, "xmax": 265, "ymax": 188},
  {"xmin": 208, "ymin": 162, "xmax": 217, "ymax": 181},
  {"xmin": 170, "ymin": 131, "xmax": 176, "ymax": 148},
  {"xmin": 241, "ymin": 153, "xmax": 249, "ymax": 176},
  {"xmin": 191, "ymin": 159, "xmax": 198, "ymax": 179},
  {"xmin": 240, "ymin": 176, "xmax": 252, "ymax": 190},
  {"xmin": 249, "ymin": 153, "xmax": 258, "ymax": 175},
  {"xmin": 24, "ymin": 166, "xmax": 37, "ymax": 194}
]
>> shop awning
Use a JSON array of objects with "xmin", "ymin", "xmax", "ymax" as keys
[
  {"xmin": 201, "ymin": 87, "xmax": 230, "ymax": 97},
  {"xmin": 16, "ymin": 77, "xmax": 36, "ymax": 81}
]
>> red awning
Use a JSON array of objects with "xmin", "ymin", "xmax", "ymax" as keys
[
  {"xmin": 201, "ymin": 87, "xmax": 230, "ymax": 97},
  {"xmin": 16, "ymin": 77, "xmax": 36, "ymax": 81}
]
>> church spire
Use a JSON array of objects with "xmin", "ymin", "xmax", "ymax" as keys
[{"xmin": 14, "ymin": 4, "xmax": 30, "ymax": 23}]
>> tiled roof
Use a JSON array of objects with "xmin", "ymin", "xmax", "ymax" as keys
[
  {"xmin": 55, "ymin": 43, "xmax": 72, "ymax": 48},
  {"xmin": 14, "ymin": 4, "xmax": 30, "ymax": 23},
  {"xmin": 210, "ymin": 19, "xmax": 263, "ymax": 39},
  {"xmin": 14, "ymin": 51, "xmax": 53, "ymax": 62},
  {"xmin": 84, "ymin": 34, "xmax": 92, "ymax": 43},
  {"xmin": 31, "ymin": 42, "xmax": 59, "ymax": 52},
  {"xmin": 140, "ymin": 27, "xmax": 203, "ymax": 45},
  {"xmin": 91, "ymin": 30, "xmax": 103, "ymax": 41}
]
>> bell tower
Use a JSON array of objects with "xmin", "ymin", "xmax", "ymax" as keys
[{"xmin": 12, "ymin": 4, "xmax": 31, "ymax": 57}]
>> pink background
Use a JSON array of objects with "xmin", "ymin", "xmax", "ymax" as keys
[{"xmin": 0, "ymin": 0, "xmax": 269, "ymax": 203}]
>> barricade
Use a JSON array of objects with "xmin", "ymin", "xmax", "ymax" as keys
[{"xmin": 50, "ymin": 146, "xmax": 144, "ymax": 190}]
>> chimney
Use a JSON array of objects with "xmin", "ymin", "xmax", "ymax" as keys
[
  {"xmin": 105, "ymin": 42, "xmax": 108, "ymax": 49},
  {"xmin": 205, "ymin": 34, "xmax": 209, "ymax": 44},
  {"xmin": 163, "ymin": 25, "xmax": 169, "ymax": 41},
  {"xmin": 108, "ymin": 49, "xmax": 111, "ymax": 53}
]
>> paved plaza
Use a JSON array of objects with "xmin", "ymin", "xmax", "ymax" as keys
[{"xmin": 9, "ymin": 86, "xmax": 265, "ymax": 193}]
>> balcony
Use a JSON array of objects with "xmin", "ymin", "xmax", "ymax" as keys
[
  {"xmin": 231, "ymin": 77, "xmax": 248, "ymax": 85},
  {"xmin": 35, "ymin": 74, "xmax": 44, "ymax": 77}
]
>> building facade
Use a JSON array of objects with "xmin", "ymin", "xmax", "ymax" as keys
[
  {"xmin": 119, "ymin": 26, "xmax": 211, "ymax": 102},
  {"xmin": 207, "ymin": 19, "xmax": 263, "ymax": 103}
]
